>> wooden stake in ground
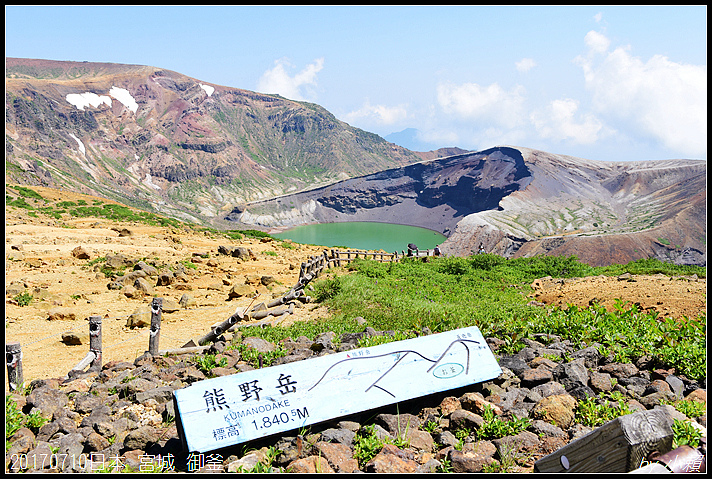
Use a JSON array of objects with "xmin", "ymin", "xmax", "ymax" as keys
[
  {"xmin": 6, "ymin": 342, "xmax": 23, "ymax": 392},
  {"xmin": 148, "ymin": 298, "xmax": 162, "ymax": 356}
]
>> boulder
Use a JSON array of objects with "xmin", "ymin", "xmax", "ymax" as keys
[
  {"xmin": 316, "ymin": 441, "xmax": 359, "ymax": 473},
  {"xmin": 229, "ymin": 283, "xmax": 254, "ymax": 299},
  {"xmin": 105, "ymin": 253, "xmax": 134, "ymax": 269},
  {"xmin": 61, "ymin": 331, "xmax": 86, "ymax": 345},
  {"xmin": 531, "ymin": 394, "xmax": 578, "ymax": 429},
  {"xmin": 47, "ymin": 307, "xmax": 76, "ymax": 321},
  {"xmin": 287, "ymin": 456, "xmax": 335, "ymax": 474},
  {"xmin": 179, "ymin": 293, "xmax": 197, "ymax": 309},
  {"xmin": 71, "ymin": 246, "xmax": 92, "ymax": 259},
  {"xmin": 123, "ymin": 426, "xmax": 159, "ymax": 450},
  {"xmin": 134, "ymin": 261, "xmax": 159, "ymax": 276},
  {"xmin": 133, "ymin": 277, "xmax": 155, "ymax": 295},
  {"xmin": 448, "ymin": 441, "xmax": 498, "ymax": 473},
  {"xmin": 161, "ymin": 298, "xmax": 181, "ymax": 313},
  {"xmin": 365, "ymin": 444, "xmax": 418, "ymax": 473},
  {"xmin": 126, "ymin": 306, "xmax": 151, "ymax": 328}
]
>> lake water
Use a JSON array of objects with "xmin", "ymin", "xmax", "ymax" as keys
[{"xmin": 271, "ymin": 222, "xmax": 446, "ymax": 253}]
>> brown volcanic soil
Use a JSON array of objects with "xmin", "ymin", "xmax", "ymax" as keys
[
  {"xmin": 5, "ymin": 188, "xmax": 333, "ymax": 385},
  {"xmin": 5, "ymin": 187, "xmax": 707, "ymax": 386},
  {"xmin": 530, "ymin": 275, "xmax": 706, "ymax": 320}
]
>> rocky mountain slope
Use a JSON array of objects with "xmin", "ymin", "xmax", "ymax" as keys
[
  {"xmin": 5, "ymin": 58, "xmax": 423, "ymax": 225},
  {"xmin": 231, "ymin": 146, "xmax": 706, "ymax": 267},
  {"xmin": 6, "ymin": 58, "xmax": 706, "ymax": 267}
]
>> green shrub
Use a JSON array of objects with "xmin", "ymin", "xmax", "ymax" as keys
[
  {"xmin": 672, "ymin": 419, "xmax": 703, "ymax": 449},
  {"xmin": 192, "ymin": 354, "xmax": 227, "ymax": 377},
  {"xmin": 215, "ymin": 254, "xmax": 704, "ymax": 383},
  {"xmin": 469, "ymin": 253, "xmax": 507, "ymax": 271},
  {"xmin": 665, "ymin": 399, "xmax": 707, "ymax": 419},
  {"xmin": 312, "ymin": 276, "xmax": 343, "ymax": 302},
  {"xmin": 11, "ymin": 185, "xmax": 43, "ymax": 200},
  {"xmin": 6, "ymin": 396, "xmax": 48, "ymax": 440},
  {"xmin": 13, "ymin": 292, "xmax": 33, "ymax": 306},
  {"xmin": 477, "ymin": 404, "xmax": 531, "ymax": 439},
  {"xmin": 575, "ymin": 392, "xmax": 633, "ymax": 427}
]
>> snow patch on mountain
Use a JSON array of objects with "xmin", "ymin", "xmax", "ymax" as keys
[
  {"xmin": 68, "ymin": 133, "xmax": 86, "ymax": 155},
  {"xmin": 66, "ymin": 92, "xmax": 111, "ymax": 110},
  {"xmin": 66, "ymin": 86, "xmax": 138, "ymax": 113},
  {"xmin": 109, "ymin": 86, "xmax": 138, "ymax": 113}
]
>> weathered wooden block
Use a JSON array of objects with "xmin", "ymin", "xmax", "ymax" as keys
[
  {"xmin": 173, "ymin": 326, "xmax": 502, "ymax": 453},
  {"xmin": 534, "ymin": 408, "xmax": 673, "ymax": 473}
]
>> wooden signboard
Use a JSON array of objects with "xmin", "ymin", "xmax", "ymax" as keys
[{"xmin": 173, "ymin": 326, "xmax": 502, "ymax": 453}]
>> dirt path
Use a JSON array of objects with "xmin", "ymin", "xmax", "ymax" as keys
[{"xmin": 5, "ymin": 190, "xmax": 706, "ymax": 385}]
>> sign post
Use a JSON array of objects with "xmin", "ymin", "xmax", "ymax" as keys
[{"xmin": 173, "ymin": 326, "xmax": 501, "ymax": 453}]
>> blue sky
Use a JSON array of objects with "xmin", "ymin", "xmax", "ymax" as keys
[{"xmin": 5, "ymin": 5, "xmax": 707, "ymax": 161}]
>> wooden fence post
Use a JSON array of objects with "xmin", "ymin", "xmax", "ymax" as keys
[
  {"xmin": 6, "ymin": 342, "xmax": 23, "ymax": 392},
  {"xmin": 88, "ymin": 315, "xmax": 102, "ymax": 371},
  {"xmin": 149, "ymin": 297, "xmax": 162, "ymax": 355}
]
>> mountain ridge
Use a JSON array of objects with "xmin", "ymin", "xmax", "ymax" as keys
[
  {"xmin": 232, "ymin": 145, "xmax": 705, "ymax": 267},
  {"xmin": 6, "ymin": 57, "xmax": 423, "ymax": 224},
  {"xmin": 5, "ymin": 58, "xmax": 706, "ymax": 266}
]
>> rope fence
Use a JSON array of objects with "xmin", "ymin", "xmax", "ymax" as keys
[{"xmin": 6, "ymin": 247, "xmax": 438, "ymax": 391}]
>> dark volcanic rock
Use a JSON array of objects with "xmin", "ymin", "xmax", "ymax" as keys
[{"xmin": 4, "ymin": 325, "xmax": 707, "ymax": 474}]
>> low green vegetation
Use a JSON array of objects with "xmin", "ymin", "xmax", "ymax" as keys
[
  {"xmin": 232, "ymin": 343, "xmax": 287, "ymax": 369},
  {"xmin": 664, "ymin": 398, "xmax": 707, "ymax": 419},
  {"xmin": 192, "ymin": 354, "xmax": 228, "ymax": 377},
  {"xmin": 12, "ymin": 292, "xmax": 33, "ymax": 307},
  {"xmin": 575, "ymin": 391, "xmax": 634, "ymax": 427},
  {"xmin": 224, "ymin": 229, "xmax": 273, "ymax": 241},
  {"xmin": 237, "ymin": 254, "xmax": 706, "ymax": 381},
  {"xmin": 7, "ymin": 185, "xmax": 706, "ymax": 381},
  {"xmin": 352, "ymin": 424, "xmax": 409, "ymax": 468},
  {"xmin": 476, "ymin": 404, "xmax": 532, "ymax": 440},
  {"xmin": 671, "ymin": 418, "xmax": 704, "ymax": 449},
  {"xmin": 6, "ymin": 396, "xmax": 49, "ymax": 443},
  {"xmin": 6, "ymin": 185, "xmax": 184, "ymax": 229}
]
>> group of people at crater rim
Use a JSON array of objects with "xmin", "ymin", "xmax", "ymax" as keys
[{"xmin": 406, "ymin": 242, "xmax": 485, "ymax": 257}]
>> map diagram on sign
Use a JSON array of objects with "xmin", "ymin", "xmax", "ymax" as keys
[{"xmin": 307, "ymin": 337, "xmax": 485, "ymax": 398}]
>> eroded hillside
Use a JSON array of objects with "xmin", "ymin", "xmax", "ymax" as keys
[
  {"xmin": 5, "ymin": 58, "xmax": 420, "ymax": 226},
  {"xmin": 233, "ymin": 146, "xmax": 706, "ymax": 267}
]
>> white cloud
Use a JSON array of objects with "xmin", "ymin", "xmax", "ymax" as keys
[
  {"xmin": 436, "ymin": 81, "xmax": 526, "ymax": 129},
  {"xmin": 583, "ymin": 30, "xmax": 610, "ymax": 55},
  {"xmin": 576, "ymin": 30, "xmax": 707, "ymax": 157},
  {"xmin": 530, "ymin": 98, "xmax": 605, "ymax": 145},
  {"xmin": 257, "ymin": 57, "xmax": 324, "ymax": 101},
  {"xmin": 342, "ymin": 100, "xmax": 408, "ymax": 126},
  {"xmin": 516, "ymin": 58, "xmax": 537, "ymax": 73},
  {"xmin": 418, "ymin": 128, "xmax": 460, "ymax": 147}
]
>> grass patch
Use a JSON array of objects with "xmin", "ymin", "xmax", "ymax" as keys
[{"xmin": 235, "ymin": 255, "xmax": 705, "ymax": 380}]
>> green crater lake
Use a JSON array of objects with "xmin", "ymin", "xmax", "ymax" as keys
[{"xmin": 271, "ymin": 222, "xmax": 446, "ymax": 253}]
